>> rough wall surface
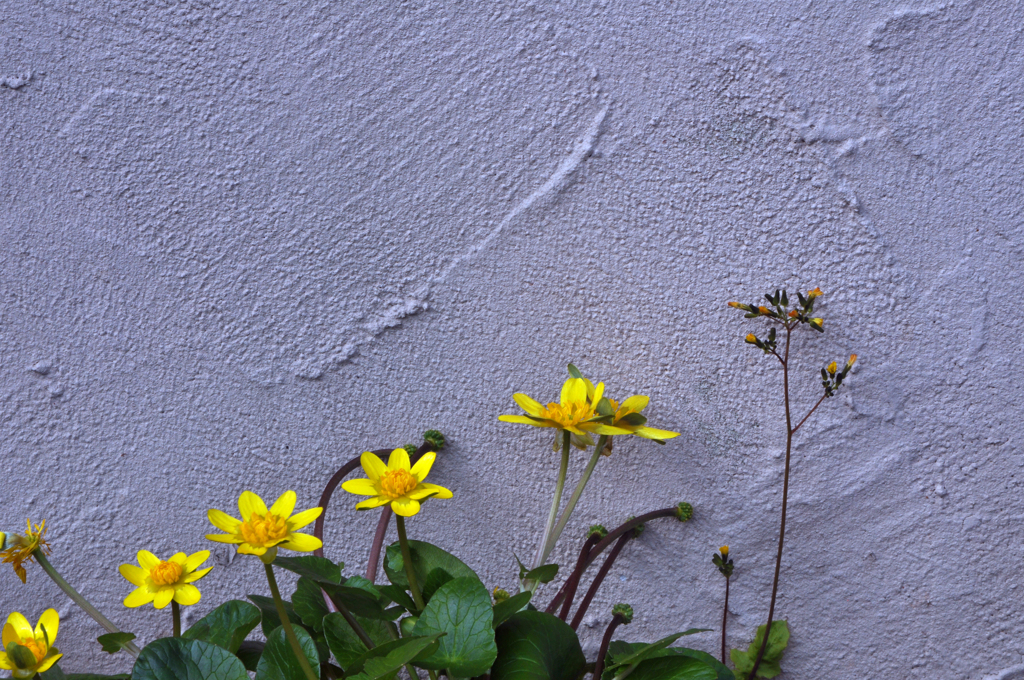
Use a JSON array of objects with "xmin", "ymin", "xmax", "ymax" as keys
[{"xmin": 1, "ymin": 1, "xmax": 1022, "ymax": 677}]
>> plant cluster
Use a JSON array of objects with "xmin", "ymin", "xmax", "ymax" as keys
[{"xmin": 1, "ymin": 289, "xmax": 855, "ymax": 680}]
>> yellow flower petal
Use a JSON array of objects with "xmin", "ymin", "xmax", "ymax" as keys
[
  {"xmin": 355, "ymin": 496, "xmax": 390, "ymax": 511},
  {"xmin": 124, "ymin": 587, "xmax": 155, "ymax": 608},
  {"xmin": 184, "ymin": 551, "xmax": 211, "ymax": 572},
  {"xmin": 560, "ymin": 377, "xmax": 586, "ymax": 406},
  {"xmin": 390, "ymin": 498, "xmax": 421, "ymax": 517},
  {"xmin": 208, "ymin": 508, "xmax": 241, "ymax": 533},
  {"xmin": 36, "ymin": 609, "xmax": 58, "ymax": 645},
  {"xmin": 173, "ymin": 585, "xmax": 202, "ymax": 606},
  {"xmin": 35, "ymin": 653, "xmax": 62, "ymax": 674},
  {"xmin": 286, "ymin": 506, "xmax": 322, "ymax": 531},
  {"xmin": 205, "ymin": 533, "xmax": 244, "ymax": 544},
  {"xmin": 387, "ymin": 447, "xmax": 410, "ymax": 472},
  {"xmin": 588, "ymin": 424, "xmax": 633, "ymax": 436},
  {"xmin": 634, "ymin": 426, "xmax": 681, "ymax": 440},
  {"xmin": 360, "ymin": 452, "xmax": 388, "ymax": 481},
  {"xmin": 2, "ymin": 621, "xmax": 19, "ymax": 648},
  {"xmin": 592, "ymin": 381, "xmax": 605, "ymax": 404},
  {"xmin": 279, "ymin": 533, "xmax": 322, "ymax": 553},
  {"xmin": 238, "ymin": 491, "xmax": 268, "ymax": 519},
  {"xmin": 410, "ymin": 452, "xmax": 435, "ymax": 482},
  {"xmin": 6, "ymin": 613, "xmax": 32, "ymax": 641},
  {"xmin": 0, "ymin": 651, "xmax": 14, "ymax": 670},
  {"xmin": 498, "ymin": 415, "xmax": 546, "ymax": 426},
  {"xmin": 119, "ymin": 564, "xmax": 147, "ymax": 587},
  {"xmin": 168, "ymin": 552, "xmax": 187, "ymax": 566},
  {"xmin": 184, "ymin": 566, "xmax": 213, "ymax": 583},
  {"xmin": 511, "ymin": 393, "xmax": 544, "ymax": 417},
  {"xmin": 153, "ymin": 588, "xmax": 175, "ymax": 609},
  {"xmin": 137, "ymin": 550, "xmax": 160, "ymax": 570},
  {"xmin": 238, "ymin": 543, "xmax": 267, "ymax": 556},
  {"xmin": 417, "ymin": 483, "xmax": 453, "ymax": 499},
  {"xmin": 620, "ymin": 395, "xmax": 649, "ymax": 412},
  {"xmin": 341, "ymin": 478, "xmax": 379, "ymax": 496},
  {"xmin": 270, "ymin": 490, "xmax": 297, "ymax": 518}
]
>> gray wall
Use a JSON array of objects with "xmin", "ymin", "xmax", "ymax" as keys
[{"xmin": 2, "ymin": 1, "xmax": 1022, "ymax": 677}]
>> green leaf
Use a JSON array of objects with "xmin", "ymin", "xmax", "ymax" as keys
[
  {"xmin": 567, "ymin": 364, "xmax": 584, "ymax": 379},
  {"xmin": 491, "ymin": 611, "xmax": 585, "ymax": 680},
  {"xmin": 421, "ymin": 567, "xmax": 455, "ymax": 603},
  {"xmin": 98, "ymin": 632, "xmax": 137, "ymax": 654},
  {"xmin": 625, "ymin": 655, "xmax": 720, "ymax": 680},
  {"xmin": 521, "ymin": 564, "xmax": 558, "ymax": 584},
  {"xmin": 604, "ymin": 643, "xmax": 731, "ymax": 680},
  {"xmin": 602, "ymin": 630, "xmax": 709, "ymax": 675},
  {"xmin": 254, "ymin": 626, "xmax": 319, "ymax": 680},
  {"xmin": 411, "ymin": 577, "xmax": 497, "ymax": 676},
  {"xmin": 39, "ymin": 666, "xmax": 67, "ymax": 680},
  {"xmin": 8, "ymin": 643, "xmax": 36, "ymax": 667},
  {"xmin": 618, "ymin": 412, "xmax": 647, "ymax": 427},
  {"xmin": 377, "ymin": 585, "xmax": 418, "ymax": 612},
  {"xmin": 66, "ymin": 675, "xmax": 133, "ymax": 680},
  {"xmin": 183, "ymin": 600, "xmax": 261, "ymax": 653},
  {"xmin": 323, "ymin": 583, "xmax": 391, "ymax": 620},
  {"xmin": 322, "ymin": 612, "xmax": 395, "ymax": 671},
  {"xmin": 492, "ymin": 591, "xmax": 532, "ymax": 629},
  {"xmin": 272, "ymin": 556, "xmax": 343, "ymax": 585},
  {"xmin": 247, "ymin": 595, "xmax": 299, "ymax": 638},
  {"xmin": 384, "ymin": 540, "xmax": 479, "ymax": 592},
  {"xmin": 729, "ymin": 621, "xmax": 789, "ymax": 680},
  {"xmin": 292, "ymin": 577, "xmax": 331, "ymax": 631},
  {"xmin": 235, "ymin": 641, "xmax": 264, "ymax": 672},
  {"xmin": 131, "ymin": 638, "xmax": 249, "ymax": 680},
  {"xmin": 345, "ymin": 635, "xmax": 443, "ymax": 680}
]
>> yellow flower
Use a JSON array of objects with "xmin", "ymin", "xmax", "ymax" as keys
[
  {"xmin": 342, "ymin": 448, "xmax": 453, "ymax": 517},
  {"xmin": 0, "ymin": 609, "xmax": 61, "ymax": 678},
  {"xmin": 745, "ymin": 333, "xmax": 758, "ymax": 344},
  {"xmin": 118, "ymin": 550, "xmax": 212, "ymax": 609},
  {"xmin": 206, "ymin": 491, "xmax": 323, "ymax": 557},
  {"xmin": 571, "ymin": 368, "xmax": 680, "ymax": 446},
  {"xmin": 807, "ymin": 287, "xmax": 823, "ymax": 300},
  {"xmin": 720, "ymin": 545, "xmax": 729, "ymax": 556},
  {"xmin": 827, "ymin": 361, "xmax": 838, "ymax": 375},
  {"xmin": 499, "ymin": 377, "xmax": 630, "ymax": 443},
  {"xmin": 1, "ymin": 520, "xmax": 50, "ymax": 584}
]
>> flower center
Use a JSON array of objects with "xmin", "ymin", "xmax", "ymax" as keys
[
  {"xmin": 538, "ymin": 400, "xmax": 595, "ymax": 428},
  {"xmin": 17, "ymin": 637, "xmax": 46, "ymax": 663},
  {"xmin": 149, "ymin": 560, "xmax": 184, "ymax": 586},
  {"xmin": 380, "ymin": 469, "xmax": 418, "ymax": 499},
  {"xmin": 240, "ymin": 512, "xmax": 290, "ymax": 546}
]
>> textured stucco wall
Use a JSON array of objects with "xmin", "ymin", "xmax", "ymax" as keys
[{"xmin": 2, "ymin": 1, "xmax": 1023, "ymax": 678}]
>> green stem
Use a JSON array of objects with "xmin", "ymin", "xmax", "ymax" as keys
[
  {"xmin": 545, "ymin": 435, "xmax": 608, "ymax": 562},
  {"xmin": 395, "ymin": 516, "xmax": 425, "ymax": 611},
  {"xmin": 264, "ymin": 563, "xmax": 319, "ymax": 680},
  {"xmin": 172, "ymin": 601, "xmax": 181, "ymax": 638},
  {"xmin": 532, "ymin": 431, "xmax": 571, "ymax": 574},
  {"xmin": 34, "ymin": 552, "xmax": 141, "ymax": 657}
]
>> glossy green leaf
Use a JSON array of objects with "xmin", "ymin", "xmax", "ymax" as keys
[
  {"xmin": 602, "ymin": 630, "xmax": 709, "ymax": 675},
  {"xmin": 42, "ymin": 667, "xmax": 131, "ymax": 680},
  {"xmin": 492, "ymin": 591, "xmax": 532, "ymax": 629},
  {"xmin": 97, "ymin": 632, "xmax": 137, "ymax": 655},
  {"xmin": 322, "ymin": 612, "xmax": 395, "ymax": 670},
  {"xmin": 254, "ymin": 626, "xmax": 319, "ymax": 680},
  {"xmin": 292, "ymin": 577, "xmax": 330, "ymax": 632},
  {"xmin": 422, "ymin": 567, "xmax": 455, "ymax": 602},
  {"xmin": 625, "ymin": 656, "xmax": 720, "ymax": 680},
  {"xmin": 377, "ymin": 585, "xmax": 417, "ymax": 612},
  {"xmin": 183, "ymin": 600, "xmax": 261, "ymax": 653},
  {"xmin": 345, "ymin": 635, "xmax": 442, "ymax": 680},
  {"xmin": 384, "ymin": 540, "xmax": 478, "ymax": 592},
  {"xmin": 272, "ymin": 555, "xmax": 343, "ymax": 585},
  {"xmin": 411, "ymin": 577, "xmax": 497, "ymax": 676},
  {"xmin": 323, "ymin": 583, "xmax": 392, "ymax": 620},
  {"xmin": 605, "ymin": 642, "xmax": 731, "ymax": 680},
  {"xmin": 521, "ymin": 564, "xmax": 558, "ymax": 584},
  {"xmin": 491, "ymin": 611, "xmax": 585, "ymax": 680},
  {"xmin": 235, "ymin": 641, "xmax": 264, "ymax": 672},
  {"xmin": 131, "ymin": 638, "xmax": 249, "ymax": 680},
  {"xmin": 247, "ymin": 595, "xmax": 299, "ymax": 638}
]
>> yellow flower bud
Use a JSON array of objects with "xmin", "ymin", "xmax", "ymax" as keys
[
  {"xmin": 810, "ymin": 318, "xmax": 823, "ymax": 327},
  {"xmin": 745, "ymin": 334, "xmax": 757, "ymax": 344},
  {"xmin": 727, "ymin": 301, "xmax": 741, "ymax": 308},
  {"xmin": 827, "ymin": 361, "xmax": 837, "ymax": 375},
  {"xmin": 720, "ymin": 545, "xmax": 729, "ymax": 556},
  {"xmin": 807, "ymin": 287, "xmax": 823, "ymax": 299},
  {"xmin": 848, "ymin": 354, "xmax": 858, "ymax": 365},
  {"xmin": 757, "ymin": 306, "xmax": 771, "ymax": 315}
]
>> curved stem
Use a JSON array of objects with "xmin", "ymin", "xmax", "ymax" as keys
[
  {"xmin": 792, "ymin": 394, "xmax": 827, "ymax": 435},
  {"xmin": 554, "ymin": 533, "xmax": 601, "ymax": 619},
  {"xmin": 750, "ymin": 326, "xmax": 794, "ymax": 678},
  {"xmin": 326, "ymin": 593, "xmax": 375, "ymax": 650},
  {"xmin": 546, "ymin": 508, "xmax": 679, "ymax": 613},
  {"xmin": 570, "ymin": 533, "xmax": 631, "ymax": 631},
  {"xmin": 34, "ymin": 552, "xmax": 141, "ymax": 657},
  {"xmin": 593, "ymin": 615, "xmax": 624, "ymax": 680},
  {"xmin": 546, "ymin": 435, "xmax": 608, "ymax": 562},
  {"xmin": 366, "ymin": 507, "xmax": 393, "ymax": 582},
  {"xmin": 395, "ymin": 516, "xmax": 425, "ymax": 611},
  {"xmin": 264, "ymin": 563, "xmax": 319, "ymax": 680},
  {"xmin": 172, "ymin": 601, "xmax": 181, "ymax": 638},
  {"xmin": 531, "ymin": 431, "xmax": 571, "ymax": 579},
  {"xmin": 314, "ymin": 452, "xmax": 383, "ymax": 558}
]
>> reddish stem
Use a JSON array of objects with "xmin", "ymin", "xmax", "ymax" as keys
[
  {"xmin": 570, "ymin": 533, "xmax": 631, "ymax": 631},
  {"xmin": 592, "ymin": 615, "xmax": 625, "ymax": 680},
  {"xmin": 366, "ymin": 507, "xmax": 393, "ymax": 582},
  {"xmin": 553, "ymin": 533, "xmax": 602, "ymax": 619}
]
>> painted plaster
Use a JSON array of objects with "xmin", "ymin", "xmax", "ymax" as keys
[{"xmin": 1, "ymin": 1, "xmax": 1022, "ymax": 677}]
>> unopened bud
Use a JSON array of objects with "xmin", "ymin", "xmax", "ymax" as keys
[
  {"xmin": 675, "ymin": 502, "xmax": 693, "ymax": 522},
  {"xmin": 757, "ymin": 306, "xmax": 771, "ymax": 315},
  {"xmin": 745, "ymin": 333, "xmax": 758, "ymax": 345},
  {"xmin": 788, "ymin": 310, "xmax": 798, "ymax": 318},
  {"xmin": 403, "ymin": 444, "xmax": 417, "ymax": 455},
  {"xmin": 827, "ymin": 361, "xmax": 837, "ymax": 375},
  {"xmin": 423, "ymin": 430, "xmax": 446, "ymax": 450},
  {"xmin": 720, "ymin": 545, "xmax": 729, "ymax": 557},
  {"xmin": 809, "ymin": 318, "xmax": 824, "ymax": 332},
  {"xmin": 844, "ymin": 354, "xmax": 858, "ymax": 372},
  {"xmin": 727, "ymin": 301, "xmax": 742, "ymax": 309},
  {"xmin": 611, "ymin": 603, "xmax": 634, "ymax": 624},
  {"xmin": 492, "ymin": 588, "xmax": 510, "ymax": 603},
  {"xmin": 587, "ymin": 524, "xmax": 608, "ymax": 540},
  {"xmin": 807, "ymin": 287, "xmax": 823, "ymax": 300}
]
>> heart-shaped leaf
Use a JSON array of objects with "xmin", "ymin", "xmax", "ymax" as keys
[
  {"xmin": 322, "ymin": 612, "xmax": 395, "ymax": 671},
  {"xmin": 272, "ymin": 556, "xmax": 343, "ymax": 585},
  {"xmin": 183, "ymin": 600, "xmax": 261, "ymax": 653},
  {"xmin": 254, "ymin": 626, "xmax": 319, "ymax": 680},
  {"xmin": 131, "ymin": 638, "xmax": 249, "ymax": 680},
  {"xmin": 492, "ymin": 591, "xmax": 532, "ymax": 629},
  {"xmin": 97, "ymin": 632, "xmax": 137, "ymax": 655},
  {"xmin": 411, "ymin": 577, "xmax": 497, "ymax": 677},
  {"xmin": 384, "ymin": 541, "xmax": 478, "ymax": 593},
  {"xmin": 491, "ymin": 611, "xmax": 584, "ymax": 680}
]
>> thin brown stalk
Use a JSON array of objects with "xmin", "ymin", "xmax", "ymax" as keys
[
  {"xmin": 592, "ymin": 615, "xmax": 625, "ymax": 680},
  {"xmin": 554, "ymin": 533, "xmax": 602, "ymax": 619},
  {"xmin": 366, "ymin": 507, "xmax": 393, "ymax": 582},
  {"xmin": 570, "ymin": 533, "xmax": 631, "ymax": 631},
  {"xmin": 720, "ymin": 577, "xmax": 729, "ymax": 664}
]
